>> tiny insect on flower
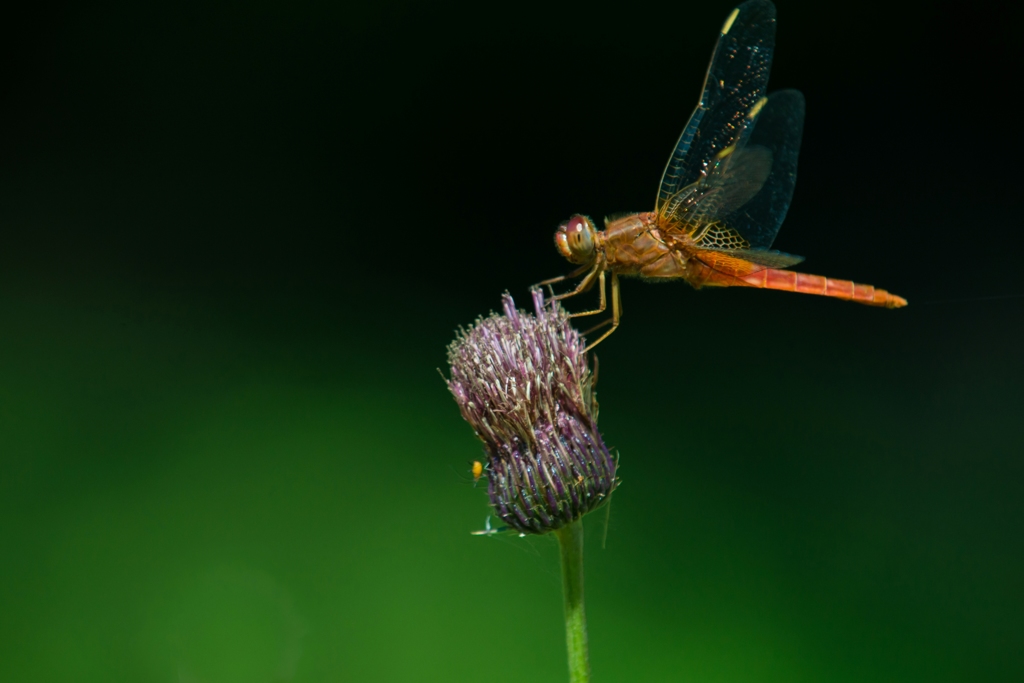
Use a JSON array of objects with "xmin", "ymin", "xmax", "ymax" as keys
[
  {"xmin": 446, "ymin": 289, "xmax": 618, "ymax": 535},
  {"xmin": 471, "ymin": 461, "xmax": 484, "ymax": 483}
]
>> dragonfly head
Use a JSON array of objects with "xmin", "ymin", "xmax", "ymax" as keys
[{"xmin": 555, "ymin": 214, "xmax": 597, "ymax": 264}]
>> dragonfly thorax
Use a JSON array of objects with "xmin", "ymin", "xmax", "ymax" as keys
[{"xmin": 555, "ymin": 214, "xmax": 598, "ymax": 264}]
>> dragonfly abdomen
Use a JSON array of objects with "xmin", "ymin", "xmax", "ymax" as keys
[{"xmin": 736, "ymin": 268, "xmax": 908, "ymax": 308}]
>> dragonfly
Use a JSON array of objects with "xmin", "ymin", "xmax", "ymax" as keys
[{"xmin": 542, "ymin": 0, "xmax": 906, "ymax": 350}]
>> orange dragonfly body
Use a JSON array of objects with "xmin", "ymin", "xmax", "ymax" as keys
[{"xmin": 545, "ymin": 0, "xmax": 906, "ymax": 349}]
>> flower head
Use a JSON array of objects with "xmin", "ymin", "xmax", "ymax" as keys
[{"xmin": 446, "ymin": 290, "xmax": 618, "ymax": 535}]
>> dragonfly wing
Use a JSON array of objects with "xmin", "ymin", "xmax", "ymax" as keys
[
  {"xmin": 692, "ymin": 144, "xmax": 773, "ymax": 223},
  {"xmin": 715, "ymin": 88, "xmax": 805, "ymax": 249},
  {"xmin": 689, "ymin": 249, "xmax": 762, "ymax": 277},
  {"xmin": 690, "ymin": 246, "xmax": 804, "ymax": 277},
  {"xmin": 658, "ymin": 144, "xmax": 773, "ymax": 238},
  {"xmin": 657, "ymin": 0, "xmax": 776, "ymax": 212},
  {"xmin": 664, "ymin": 89, "xmax": 805, "ymax": 248},
  {"xmin": 727, "ymin": 247, "xmax": 804, "ymax": 268}
]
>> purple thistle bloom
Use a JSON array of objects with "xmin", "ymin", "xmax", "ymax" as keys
[{"xmin": 446, "ymin": 289, "xmax": 618, "ymax": 535}]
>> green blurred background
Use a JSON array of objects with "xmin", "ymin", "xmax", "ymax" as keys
[{"xmin": 2, "ymin": 1, "xmax": 1022, "ymax": 681}]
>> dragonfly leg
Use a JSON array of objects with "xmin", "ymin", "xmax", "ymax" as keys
[
  {"xmin": 567, "ymin": 270, "xmax": 607, "ymax": 319},
  {"xmin": 549, "ymin": 262, "xmax": 602, "ymax": 303},
  {"xmin": 580, "ymin": 272, "xmax": 620, "ymax": 331},
  {"xmin": 534, "ymin": 262, "xmax": 591, "ymax": 288},
  {"xmin": 583, "ymin": 273, "xmax": 621, "ymax": 352},
  {"xmin": 583, "ymin": 317, "xmax": 612, "ymax": 335}
]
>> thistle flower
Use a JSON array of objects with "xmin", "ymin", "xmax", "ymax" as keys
[{"xmin": 446, "ymin": 289, "xmax": 618, "ymax": 535}]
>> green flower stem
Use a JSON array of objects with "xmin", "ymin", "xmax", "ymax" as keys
[{"xmin": 555, "ymin": 518, "xmax": 590, "ymax": 683}]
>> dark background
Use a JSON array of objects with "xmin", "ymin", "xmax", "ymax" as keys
[{"xmin": 2, "ymin": 1, "xmax": 1022, "ymax": 681}]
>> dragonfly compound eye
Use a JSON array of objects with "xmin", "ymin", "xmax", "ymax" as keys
[{"xmin": 555, "ymin": 215, "xmax": 595, "ymax": 264}]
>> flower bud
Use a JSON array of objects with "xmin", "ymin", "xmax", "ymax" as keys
[{"xmin": 446, "ymin": 290, "xmax": 618, "ymax": 535}]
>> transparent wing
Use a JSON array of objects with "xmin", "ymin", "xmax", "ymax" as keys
[
  {"xmin": 656, "ymin": 0, "xmax": 776, "ymax": 212},
  {"xmin": 728, "ymin": 248, "xmax": 803, "ymax": 268},
  {"xmin": 688, "ymin": 144, "xmax": 773, "ymax": 224},
  {"xmin": 674, "ymin": 91, "xmax": 806, "ymax": 276},
  {"xmin": 710, "ymin": 89, "xmax": 805, "ymax": 249},
  {"xmin": 688, "ymin": 249, "xmax": 765, "ymax": 278},
  {"xmin": 661, "ymin": 88, "xmax": 805, "ymax": 256},
  {"xmin": 690, "ymin": 246, "xmax": 804, "ymax": 278}
]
